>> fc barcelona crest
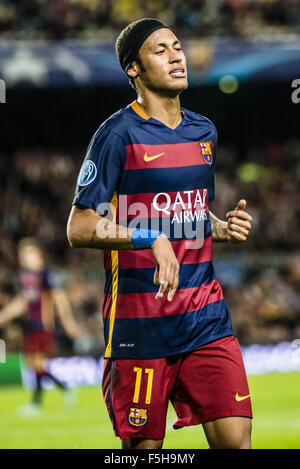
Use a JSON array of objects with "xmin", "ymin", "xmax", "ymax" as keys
[
  {"xmin": 199, "ymin": 141, "xmax": 213, "ymax": 165},
  {"xmin": 128, "ymin": 407, "xmax": 148, "ymax": 427}
]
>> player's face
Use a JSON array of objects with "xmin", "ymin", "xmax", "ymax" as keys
[
  {"xmin": 134, "ymin": 28, "xmax": 188, "ymax": 96},
  {"xmin": 19, "ymin": 246, "xmax": 44, "ymax": 271}
]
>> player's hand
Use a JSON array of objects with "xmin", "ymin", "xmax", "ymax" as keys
[
  {"xmin": 152, "ymin": 234, "xmax": 180, "ymax": 302},
  {"xmin": 225, "ymin": 199, "xmax": 253, "ymax": 243}
]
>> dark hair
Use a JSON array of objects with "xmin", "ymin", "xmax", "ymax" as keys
[
  {"xmin": 115, "ymin": 20, "xmax": 140, "ymax": 59},
  {"xmin": 115, "ymin": 21, "xmax": 146, "ymax": 90}
]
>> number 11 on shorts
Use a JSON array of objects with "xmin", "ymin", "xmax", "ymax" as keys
[{"xmin": 133, "ymin": 367, "xmax": 154, "ymax": 404}]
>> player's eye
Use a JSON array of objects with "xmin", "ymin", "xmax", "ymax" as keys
[{"xmin": 155, "ymin": 50, "xmax": 165, "ymax": 55}]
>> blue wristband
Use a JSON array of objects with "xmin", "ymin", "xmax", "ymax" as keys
[{"xmin": 131, "ymin": 229, "xmax": 162, "ymax": 250}]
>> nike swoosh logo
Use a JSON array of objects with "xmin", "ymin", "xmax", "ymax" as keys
[
  {"xmin": 144, "ymin": 152, "xmax": 165, "ymax": 162},
  {"xmin": 235, "ymin": 393, "xmax": 250, "ymax": 402}
]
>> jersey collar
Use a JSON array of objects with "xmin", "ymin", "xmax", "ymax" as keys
[{"xmin": 130, "ymin": 100, "xmax": 185, "ymax": 123}]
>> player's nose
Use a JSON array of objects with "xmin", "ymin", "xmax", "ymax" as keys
[{"xmin": 169, "ymin": 48, "xmax": 183, "ymax": 64}]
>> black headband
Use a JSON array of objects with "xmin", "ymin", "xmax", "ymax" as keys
[{"xmin": 117, "ymin": 18, "xmax": 170, "ymax": 72}]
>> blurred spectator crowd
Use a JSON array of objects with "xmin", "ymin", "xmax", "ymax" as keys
[
  {"xmin": 0, "ymin": 0, "xmax": 299, "ymax": 40},
  {"xmin": 0, "ymin": 137, "xmax": 299, "ymax": 353}
]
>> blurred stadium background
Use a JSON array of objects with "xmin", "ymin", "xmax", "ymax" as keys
[{"xmin": 0, "ymin": 0, "xmax": 300, "ymax": 449}]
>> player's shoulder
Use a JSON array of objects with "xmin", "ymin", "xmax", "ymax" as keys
[
  {"xmin": 43, "ymin": 267, "xmax": 63, "ymax": 290},
  {"xmin": 94, "ymin": 104, "xmax": 139, "ymax": 143},
  {"xmin": 183, "ymin": 108, "xmax": 217, "ymax": 135}
]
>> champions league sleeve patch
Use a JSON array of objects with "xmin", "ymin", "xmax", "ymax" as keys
[
  {"xmin": 77, "ymin": 159, "xmax": 97, "ymax": 186},
  {"xmin": 199, "ymin": 141, "xmax": 213, "ymax": 165},
  {"xmin": 128, "ymin": 407, "xmax": 148, "ymax": 427}
]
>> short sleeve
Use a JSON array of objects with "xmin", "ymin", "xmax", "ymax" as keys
[
  {"xmin": 72, "ymin": 126, "xmax": 125, "ymax": 212},
  {"xmin": 43, "ymin": 269, "xmax": 62, "ymax": 290},
  {"xmin": 208, "ymin": 128, "xmax": 217, "ymax": 203}
]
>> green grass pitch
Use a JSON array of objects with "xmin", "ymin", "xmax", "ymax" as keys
[{"xmin": 0, "ymin": 372, "xmax": 299, "ymax": 449}]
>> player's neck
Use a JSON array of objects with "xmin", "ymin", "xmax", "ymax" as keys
[{"xmin": 136, "ymin": 92, "xmax": 182, "ymax": 129}]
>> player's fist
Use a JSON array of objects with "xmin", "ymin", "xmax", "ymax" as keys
[{"xmin": 225, "ymin": 199, "xmax": 253, "ymax": 243}]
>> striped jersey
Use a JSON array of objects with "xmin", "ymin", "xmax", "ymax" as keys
[
  {"xmin": 19, "ymin": 267, "xmax": 60, "ymax": 332},
  {"xmin": 73, "ymin": 100, "xmax": 235, "ymax": 359}
]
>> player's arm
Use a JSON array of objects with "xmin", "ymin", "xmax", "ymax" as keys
[
  {"xmin": 210, "ymin": 199, "xmax": 252, "ymax": 243},
  {"xmin": 0, "ymin": 295, "xmax": 27, "ymax": 327},
  {"xmin": 67, "ymin": 205, "xmax": 179, "ymax": 302},
  {"xmin": 52, "ymin": 287, "xmax": 87, "ymax": 340},
  {"xmin": 67, "ymin": 205, "xmax": 135, "ymax": 250}
]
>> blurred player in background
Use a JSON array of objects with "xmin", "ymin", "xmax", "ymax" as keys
[
  {"xmin": 67, "ymin": 19, "xmax": 253, "ymax": 449},
  {"xmin": 0, "ymin": 237, "xmax": 84, "ymax": 415}
]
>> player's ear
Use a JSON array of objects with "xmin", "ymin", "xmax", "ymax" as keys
[{"xmin": 127, "ymin": 62, "xmax": 139, "ymax": 79}]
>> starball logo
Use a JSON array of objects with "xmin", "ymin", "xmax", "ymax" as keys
[{"xmin": 0, "ymin": 79, "xmax": 6, "ymax": 103}]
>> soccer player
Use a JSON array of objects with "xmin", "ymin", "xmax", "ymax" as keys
[
  {"xmin": 67, "ymin": 18, "xmax": 253, "ymax": 449},
  {"xmin": 0, "ymin": 237, "xmax": 83, "ymax": 414}
]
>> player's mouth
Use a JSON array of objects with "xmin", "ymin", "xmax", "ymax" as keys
[{"xmin": 169, "ymin": 68, "xmax": 185, "ymax": 78}]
